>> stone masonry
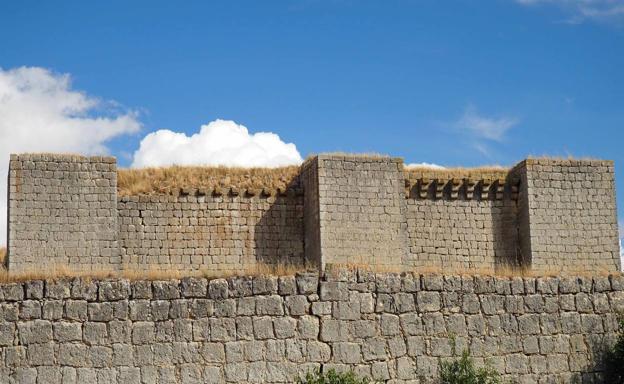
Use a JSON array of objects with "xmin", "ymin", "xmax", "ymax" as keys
[
  {"xmin": 405, "ymin": 199, "xmax": 519, "ymax": 271},
  {"xmin": 5, "ymin": 153, "xmax": 622, "ymax": 274},
  {"xmin": 301, "ymin": 155, "xmax": 408, "ymax": 270},
  {"xmin": 7, "ymin": 154, "xmax": 119, "ymax": 273},
  {"xmin": 118, "ymin": 194, "xmax": 303, "ymax": 271},
  {"xmin": 0, "ymin": 271, "xmax": 622, "ymax": 383},
  {"xmin": 512, "ymin": 159, "xmax": 621, "ymax": 273}
]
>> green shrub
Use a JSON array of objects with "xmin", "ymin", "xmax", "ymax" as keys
[
  {"xmin": 439, "ymin": 349, "xmax": 502, "ymax": 384},
  {"xmin": 603, "ymin": 318, "xmax": 624, "ymax": 383},
  {"xmin": 297, "ymin": 368, "xmax": 373, "ymax": 384}
]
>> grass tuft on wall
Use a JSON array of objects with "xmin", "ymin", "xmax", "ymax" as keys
[{"xmin": 117, "ymin": 165, "xmax": 300, "ymax": 196}]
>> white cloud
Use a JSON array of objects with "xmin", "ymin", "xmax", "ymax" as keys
[
  {"xmin": 405, "ymin": 162, "xmax": 446, "ymax": 169},
  {"xmin": 131, "ymin": 119, "xmax": 303, "ymax": 168},
  {"xmin": 0, "ymin": 66, "xmax": 141, "ymax": 246},
  {"xmin": 456, "ymin": 105, "xmax": 518, "ymax": 142},
  {"xmin": 515, "ymin": 0, "xmax": 624, "ymax": 24}
]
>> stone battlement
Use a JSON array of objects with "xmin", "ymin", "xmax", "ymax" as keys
[{"xmin": 5, "ymin": 153, "xmax": 621, "ymax": 274}]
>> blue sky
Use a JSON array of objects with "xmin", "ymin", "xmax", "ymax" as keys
[{"xmin": 0, "ymin": 1, "xmax": 623, "ymax": 241}]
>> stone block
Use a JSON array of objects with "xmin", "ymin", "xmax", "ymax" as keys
[
  {"xmin": 17, "ymin": 320, "xmax": 53, "ymax": 345},
  {"xmin": 285, "ymin": 295, "xmax": 309, "ymax": 316},
  {"xmin": 278, "ymin": 276, "xmax": 297, "ymax": 295},
  {"xmin": 208, "ymin": 279, "xmax": 229, "ymax": 300},
  {"xmin": 152, "ymin": 281, "xmax": 180, "ymax": 300},
  {"xmin": 320, "ymin": 282, "xmax": 348, "ymax": 301},
  {"xmin": 180, "ymin": 278, "xmax": 208, "ymax": 298},
  {"xmin": 416, "ymin": 291, "xmax": 441, "ymax": 312},
  {"xmin": 98, "ymin": 280, "xmax": 130, "ymax": 301}
]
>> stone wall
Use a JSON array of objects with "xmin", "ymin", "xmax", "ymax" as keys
[
  {"xmin": 0, "ymin": 271, "xmax": 622, "ymax": 383},
  {"xmin": 312, "ymin": 155, "xmax": 408, "ymax": 270},
  {"xmin": 405, "ymin": 200, "xmax": 519, "ymax": 271},
  {"xmin": 5, "ymin": 153, "xmax": 621, "ymax": 274},
  {"xmin": 118, "ymin": 193, "xmax": 304, "ymax": 271},
  {"xmin": 515, "ymin": 159, "xmax": 621, "ymax": 273},
  {"xmin": 7, "ymin": 154, "xmax": 119, "ymax": 273}
]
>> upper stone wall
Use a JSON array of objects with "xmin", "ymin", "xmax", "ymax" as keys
[
  {"xmin": 514, "ymin": 158, "xmax": 621, "ymax": 273},
  {"xmin": 405, "ymin": 199, "xmax": 519, "ymax": 271},
  {"xmin": 118, "ymin": 193, "xmax": 304, "ymax": 271},
  {"xmin": 7, "ymin": 154, "xmax": 119, "ymax": 273},
  {"xmin": 5, "ymin": 153, "xmax": 621, "ymax": 275},
  {"xmin": 308, "ymin": 155, "xmax": 408, "ymax": 270}
]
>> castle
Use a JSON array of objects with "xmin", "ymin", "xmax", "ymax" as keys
[
  {"xmin": 6, "ymin": 153, "xmax": 621, "ymax": 275},
  {"xmin": 2, "ymin": 152, "xmax": 624, "ymax": 383}
]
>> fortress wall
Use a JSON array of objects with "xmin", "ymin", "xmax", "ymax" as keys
[
  {"xmin": 314, "ymin": 155, "xmax": 408, "ymax": 270},
  {"xmin": 118, "ymin": 194, "xmax": 304, "ymax": 271},
  {"xmin": 0, "ymin": 271, "xmax": 622, "ymax": 383},
  {"xmin": 517, "ymin": 159, "xmax": 621, "ymax": 273},
  {"xmin": 7, "ymin": 154, "xmax": 119, "ymax": 273},
  {"xmin": 5, "ymin": 153, "xmax": 622, "ymax": 275},
  {"xmin": 405, "ymin": 200, "xmax": 519, "ymax": 271}
]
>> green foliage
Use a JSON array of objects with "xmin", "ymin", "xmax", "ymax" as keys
[
  {"xmin": 297, "ymin": 368, "xmax": 373, "ymax": 384},
  {"xmin": 603, "ymin": 318, "xmax": 624, "ymax": 383},
  {"xmin": 439, "ymin": 349, "xmax": 502, "ymax": 384}
]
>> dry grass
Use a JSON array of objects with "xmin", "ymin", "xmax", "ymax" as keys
[
  {"xmin": 117, "ymin": 165, "xmax": 300, "ymax": 196},
  {"xmin": 404, "ymin": 165, "xmax": 510, "ymax": 182},
  {"xmin": 312, "ymin": 152, "xmax": 390, "ymax": 159},
  {"xmin": 0, "ymin": 262, "xmax": 308, "ymax": 283},
  {"xmin": 328, "ymin": 262, "xmax": 618, "ymax": 278},
  {"xmin": 0, "ymin": 247, "xmax": 5, "ymax": 266},
  {"xmin": 117, "ymin": 159, "xmax": 518, "ymax": 197},
  {"xmin": 0, "ymin": 254, "xmax": 617, "ymax": 283},
  {"xmin": 420, "ymin": 264, "xmax": 617, "ymax": 278},
  {"xmin": 0, "ymin": 261, "xmax": 617, "ymax": 283}
]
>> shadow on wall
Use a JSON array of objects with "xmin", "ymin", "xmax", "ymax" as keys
[
  {"xmin": 491, "ymin": 200, "xmax": 522, "ymax": 272},
  {"xmin": 253, "ymin": 178, "xmax": 305, "ymax": 268},
  {"xmin": 491, "ymin": 172, "xmax": 524, "ymax": 273}
]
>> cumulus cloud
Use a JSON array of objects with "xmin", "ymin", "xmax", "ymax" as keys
[
  {"xmin": 405, "ymin": 162, "xmax": 446, "ymax": 169},
  {"xmin": 131, "ymin": 119, "xmax": 303, "ymax": 168},
  {"xmin": 0, "ymin": 66, "xmax": 141, "ymax": 245},
  {"xmin": 515, "ymin": 0, "xmax": 624, "ymax": 24}
]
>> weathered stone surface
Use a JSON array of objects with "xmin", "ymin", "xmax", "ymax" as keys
[
  {"xmin": 208, "ymin": 279, "xmax": 229, "ymax": 300},
  {"xmin": 181, "ymin": 278, "xmax": 208, "ymax": 298},
  {"xmin": 320, "ymin": 282, "xmax": 348, "ymax": 301},
  {"xmin": 0, "ymin": 270, "xmax": 619, "ymax": 383},
  {"xmin": 416, "ymin": 291, "xmax": 441, "ymax": 312},
  {"xmin": 152, "ymin": 281, "xmax": 180, "ymax": 300}
]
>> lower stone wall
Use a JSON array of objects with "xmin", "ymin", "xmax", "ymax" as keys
[
  {"xmin": 118, "ymin": 194, "xmax": 304, "ymax": 271},
  {"xmin": 0, "ymin": 271, "xmax": 622, "ymax": 383},
  {"xmin": 406, "ymin": 200, "xmax": 520, "ymax": 271}
]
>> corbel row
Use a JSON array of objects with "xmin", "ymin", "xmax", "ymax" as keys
[
  {"xmin": 405, "ymin": 177, "xmax": 520, "ymax": 201},
  {"xmin": 169, "ymin": 186, "xmax": 304, "ymax": 198}
]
